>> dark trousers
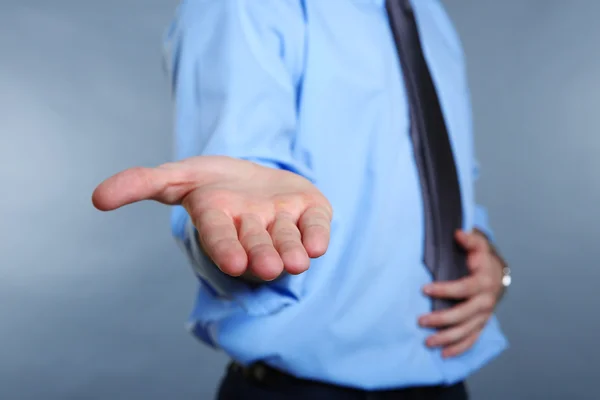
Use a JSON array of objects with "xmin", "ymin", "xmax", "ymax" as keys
[{"xmin": 217, "ymin": 362, "xmax": 469, "ymax": 400}]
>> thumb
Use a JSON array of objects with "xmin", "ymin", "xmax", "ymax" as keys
[
  {"xmin": 454, "ymin": 229, "xmax": 488, "ymax": 253},
  {"xmin": 92, "ymin": 163, "xmax": 197, "ymax": 211}
]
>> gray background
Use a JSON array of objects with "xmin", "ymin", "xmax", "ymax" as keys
[{"xmin": 1, "ymin": 0, "xmax": 597, "ymax": 399}]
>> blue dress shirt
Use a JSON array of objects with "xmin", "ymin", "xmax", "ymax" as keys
[{"xmin": 163, "ymin": 0, "xmax": 507, "ymax": 390}]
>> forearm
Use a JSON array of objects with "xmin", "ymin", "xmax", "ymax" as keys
[{"xmin": 165, "ymin": 1, "xmax": 308, "ymax": 289}]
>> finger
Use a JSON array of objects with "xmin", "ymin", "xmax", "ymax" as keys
[
  {"xmin": 425, "ymin": 314, "xmax": 487, "ymax": 348},
  {"xmin": 238, "ymin": 214, "xmax": 284, "ymax": 281},
  {"xmin": 418, "ymin": 297, "xmax": 481, "ymax": 328},
  {"xmin": 299, "ymin": 206, "xmax": 332, "ymax": 258},
  {"xmin": 423, "ymin": 275, "xmax": 481, "ymax": 300},
  {"xmin": 269, "ymin": 213, "xmax": 310, "ymax": 275},
  {"xmin": 92, "ymin": 163, "xmax": 195, "ymax": 211},
  {"xmin": 442, "ymin": 331, "xmax": 481, "ymax": 358},
  {"xmin": 455, "ymin": 230, "xmax": 488, "ymax": 253},
  {"xmin": 466, "ymin": 251, "xmax": 486, "ymax": 272},
  {"xmin": 195, "ymin": 209, "xmax": 248, "ymax": 277}
]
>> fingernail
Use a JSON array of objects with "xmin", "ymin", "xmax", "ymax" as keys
[{"xmin": 423, "ymin": 286, "xmax": 432, "ymax": 294}]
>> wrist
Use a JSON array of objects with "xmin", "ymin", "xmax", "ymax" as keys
[{"xmin": 473, "ymin": 228, "xmax": 510, "ymax": 299}]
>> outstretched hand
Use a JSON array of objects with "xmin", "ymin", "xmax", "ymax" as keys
[{"xmin": 92, "ymin": 156, "xmax": 332, "ymax": 281}]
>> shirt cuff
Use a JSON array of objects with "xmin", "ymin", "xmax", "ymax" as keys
[{"xmin": 473, "ymin": 205, "xmax": 495, "ymax": 243}]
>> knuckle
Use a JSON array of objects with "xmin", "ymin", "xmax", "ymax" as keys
[
  {"xmin": 210, "ymin": 237, "xmax": 237, "ymax": 254},
  {"xmin": 427, "ymin": 313, "xmax": 442, "ymax": 326},
  {"xmin": 308, "ymin": 202, "xmax": 333, "ymax": 221},
  {"xmin": 302, "ymin": 208, "xmax": 329, "ymax": 224},
  {"xmin": 445, "ymin": 328, "xmax": 463, "ymax": 343},
  {"xmin": 466, "ymin": 279, "xmax": 479, "ymax": 294},
  {"xmin": 240, "ymin": 226, "xmax": 263, "ymax": 238},
  {"xmin": 241, "ymin": 232, "xmax": 268, "ymax": 248},
  {"xmin": 202, "ymin": 227, "xmax": 230, "ymax": 246},
  {"xmin": 247, "ymin": 242, "xmax": 274, "ymax": 256},
  {"xmin": 275, "ymin": 210, "xmax": 296, "ymax": 220},
  {"xmin": 446, "ymin": 333, "xmax": 460, "ymax": 345},
  {"xmin": 455, "ymin": 282, "xmax": 467, "ymax": 294},
  {"xmin": 436, "ymin": 312, "xmax": 452, "ymax": 326},
  {"xmin": 278, "ymin": 239, "xmax": 303, "ymax": 252},
  {"xmin": 301, "ymin": 219, "xmax": 330, "ymax": 234},
  {"xmin": 478, "ymin": 274, "xmax": 495, "ymax": 291},
  {"xmin": 128, "ymin": 167, "xmax": 153, "ymax": 186},
  {"xmin": 273, "ymin": 227, "xmax": 301, "ymax": 241},
  {"xmin": 479, "ymin": 296, "xmax": 496, "ymax": 312},
  {"xmin": 300, "ymin": 191, "xmax": 322, "ymax": 205},
  {"xmin": 445, "ymin": 283, "xmax": 461, "ymax": 297},
  {"xmin": 433, "ymin": 283, "xmax": 448, "ymax": 293}
]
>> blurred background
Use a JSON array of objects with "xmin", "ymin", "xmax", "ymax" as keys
[{"xmin": 1, "ymin": 0, "xmax": 599, "ymax": 399}]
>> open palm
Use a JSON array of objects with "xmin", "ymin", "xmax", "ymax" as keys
[{"xmin": 92, "ymin": 156, "xmax": 332, "ymax": 280}]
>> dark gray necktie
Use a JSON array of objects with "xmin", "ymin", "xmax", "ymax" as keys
[{"xmin": 386, "ymin": 0, "xmax": 468, "ymax": 311}]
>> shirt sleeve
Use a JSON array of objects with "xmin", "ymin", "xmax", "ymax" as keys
[
  {"xmin": 472, "ymin": 159, "xmax": 495, "ymax": 242},
  {"xmin": 162, "ymin": 0, "xmax": 310, "ymax": 312}
]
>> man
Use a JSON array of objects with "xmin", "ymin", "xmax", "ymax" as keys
[{"xmin": 93, "ymin": 0, "xmax": 509, "ymax": 398}]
